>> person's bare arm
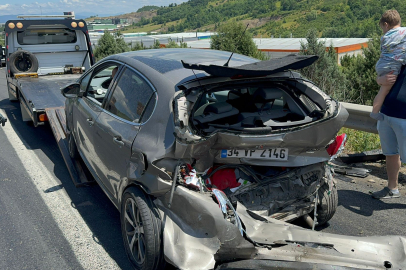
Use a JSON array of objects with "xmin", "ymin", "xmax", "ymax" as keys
[{"xmin": 377, "ymin": 71, "xmax": 397, "ymax": 86}]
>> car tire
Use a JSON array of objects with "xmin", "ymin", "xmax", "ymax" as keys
[
  {"xmin": 9, "ymin": 50, "xmax": 39, "ymax": 74},
  {"xmin": 67, "ymin": 132, "xmax": 80, "ymax": 159},
  {"xmin": 121, "ymin": 187, "xmax": 165, "ymax": 270},
  {"xmin": 315, "ymin": 183, "xmax": 338, "ymax": 226}
]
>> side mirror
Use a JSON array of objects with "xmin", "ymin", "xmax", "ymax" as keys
[
  {"xmin": 61, "ymin": 83, "xmax": 81, "ymax": 98},
  {"xmin": 0, "ymin": 46, "xmax": 3, "ymax": 58}
]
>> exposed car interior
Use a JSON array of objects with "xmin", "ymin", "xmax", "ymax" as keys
[
  {"xmin": 192, "ymin": 84, "xmax": 320, "ymax": 134},
  {"xmin": 86, "ymin": 65, "xmax": 119, "ymax": 103}
]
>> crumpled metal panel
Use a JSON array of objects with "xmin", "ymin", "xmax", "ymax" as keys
[
  {"xmin": 155, "ymin": 186, "xmax": 256, "ymax": 269},
  {"xmin": 236, "ymin": 203, "xmax": 406, "ymax": 269},
  {"xmin": 230, "ymin": 163, "xmax": 324, "ymax": 214},
  {"xmin": 174, "ymin": 104, "xmax": 348, "ymax": 172}
]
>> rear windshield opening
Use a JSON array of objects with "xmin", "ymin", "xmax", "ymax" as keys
[
  {"xmin": 191, "ymin": 84, "xmax": 317, "ymax": 135},
  {"xmin": 17, "ymin": 28, "xmax": 77, "ymax": 45}
]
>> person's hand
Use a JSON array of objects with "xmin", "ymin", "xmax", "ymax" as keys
[{"xmin": 377, "ymin": 71, "xmax": 397, "ymax": 86}]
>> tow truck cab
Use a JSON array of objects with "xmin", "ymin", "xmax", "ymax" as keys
[{"xmin": 4, "ymin": 14, "xmax": 94, "ymax": 126}]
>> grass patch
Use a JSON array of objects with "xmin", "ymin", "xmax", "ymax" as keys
[{"xmin": 340, "ymin": 128, "xmax": 381, "ymax": 154}]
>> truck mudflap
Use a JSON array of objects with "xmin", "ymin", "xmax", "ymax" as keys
[{"xmin": 45, "ymin": 107, "xmax": 94, "ymax": 187}]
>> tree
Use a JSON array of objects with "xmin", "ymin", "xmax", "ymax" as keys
[
  {"xmin": 93, "ymin": 31, "xmax": 130, "ymax": 61},
  {"xmin": 210, "ymin": 20, "xmax": 267, "ymax": 60},
  {"xmin": 151, "ymin": 39, "xmax": 161, "ymax": 49},
  {"xmin": 341, "ymin": 35, "xmax": 381, "ymax": 105},
  {"xmin": 131, "ymin": 41, "xmax": 145, "ymax": 51},
  {"xmin": 299, "ymin": 28, "xmax": 348, "ymax": 100},
  {"xmin": 165, "ymin": 40, "xmax": 188, "ymax": 48}
]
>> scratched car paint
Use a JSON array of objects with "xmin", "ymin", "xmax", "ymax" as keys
[{"xmin": 62, "ymin": 49, "xmax": 406, "ymax": 270}]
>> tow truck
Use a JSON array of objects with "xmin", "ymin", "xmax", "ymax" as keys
[{"xmin": 3, "ymin": 13, "xmax": 95, "ymax": 186}]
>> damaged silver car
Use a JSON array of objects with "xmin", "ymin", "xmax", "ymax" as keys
[{"xmin": 62, "ymin": 49, "xmax": 406, "ymax": 270}]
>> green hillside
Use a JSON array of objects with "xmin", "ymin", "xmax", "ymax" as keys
[{"xmin": 119, "ymin": 0, "xmax": 406, "ymax": 38}]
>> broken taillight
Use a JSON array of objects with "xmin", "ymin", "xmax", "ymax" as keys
[{"xmin": 327, "ymin": 133, "xmax": 347, "ymax": 158}]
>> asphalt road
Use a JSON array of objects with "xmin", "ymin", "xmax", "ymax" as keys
[
  {"xmin": 0, "ymin": 68, "xmax": 132, "ymax": 269},
  {"xmin": 0, "ymin": 67, "xmax": 405, "ymax": 269}
]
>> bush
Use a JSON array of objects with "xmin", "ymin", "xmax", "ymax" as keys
[
  {"xmin": 299, "ymin": 28, "xmax": 348, "ymax": 100},
  {"xmin": 210, "ymin": 20, "xmax": 267, "ymax": 60},
  {"xmin": 340, "ymin": 128, "xmax": 381, "ymax": 153},
  {"xmin": 340, "ymin": 35, "xmax": 381, "ymax": 105}
]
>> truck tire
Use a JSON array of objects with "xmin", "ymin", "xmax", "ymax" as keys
[
  {"xmin": 9, "ymin": 50, "xmax": 39, "ymax": 74},
  {"xmin": 315, "ymin": 184, "xmax": 338, "ymax": 226},
  {"xmin": 121, "ymin": 187, "xmax": 165, "ymax": 270}
]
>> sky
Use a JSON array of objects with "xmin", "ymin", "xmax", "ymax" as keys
[{"xmin": 0, "ymin": 0, "xmax": 186, "ymax": 17}]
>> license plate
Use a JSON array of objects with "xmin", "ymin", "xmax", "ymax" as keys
[{"xmin": 220, "ymin": 149, "xmax": 288, "ymax": 161}]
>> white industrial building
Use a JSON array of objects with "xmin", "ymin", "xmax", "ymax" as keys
[{"xmin": 185, "ymin": 38, "xmax": 370, "ymax": 64}]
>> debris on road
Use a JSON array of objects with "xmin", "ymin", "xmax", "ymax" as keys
[
  {"xmin": 339, "ymin": 149, "xmax": 385, "ymax": 164},
  {"xmin": 329, "ymin": 160, "xmax": 371, "ymax": 178}
]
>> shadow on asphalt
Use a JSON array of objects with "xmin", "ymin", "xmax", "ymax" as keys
[
  {"xmin": 356, "ymin": 163, "xmax": 406, "ymax": 185},
  {"xmin": 0, "ymin": 98, "xmax": 133, "ymax": 269},
  {"xmin": 338, "ymin": 189, "xmax": 406, "ymax": 217}
]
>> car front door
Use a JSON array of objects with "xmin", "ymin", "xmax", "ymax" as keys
[
  {"xmin": 92, "ymin": 66, "xmax": 157, "ymax": 198},
  {"xmin": 73, "ymin": 62, "xmax": 122, "ymax": 179}
]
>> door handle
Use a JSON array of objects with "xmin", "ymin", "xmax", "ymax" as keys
[
  {"xmin": 86, "ymin": 117, "xmax": 94, "ymax": 126},
  {"xmin": 113, "ymin": 136, "xmax": 124, "ymax": 147}
]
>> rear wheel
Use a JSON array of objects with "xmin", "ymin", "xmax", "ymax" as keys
[
  {"xmin": 121, "ymin": 187, "xmax": 165, "ymax": 270},
  {"xmin": 315, "ymin": 183, "xmax": 338, "ymax": 226}
]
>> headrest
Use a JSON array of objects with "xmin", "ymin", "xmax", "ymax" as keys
[
  {"xmin": 254, "ymin": 88, "xmax": 284, "ymax": 101},
  {"xmin": 204, "ymin": 102, "xmax": 233, "ymax": 114}
]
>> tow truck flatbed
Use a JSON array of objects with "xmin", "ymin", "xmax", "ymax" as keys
[
  {"xmin": 46, "ymin": 107, "xmax": 94, "ymax": 187},
  {"xmin": 17, "ymin": 74, "xmax": 82, "ymax": 123}
]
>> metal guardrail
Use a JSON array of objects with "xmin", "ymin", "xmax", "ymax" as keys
[{"xmin": 341, "ymin": 102, "xmax": 378, "ymax": 134}]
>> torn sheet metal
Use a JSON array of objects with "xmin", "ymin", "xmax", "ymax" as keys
[
  {"xmin": 155, "ymin": 186, "xmax": 256, "ymax": 270},
  {"xmin": 236, "ymin": 202, "xmax": 406, "ymax": 269}
]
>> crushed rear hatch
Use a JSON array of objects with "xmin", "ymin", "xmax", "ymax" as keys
[{"xmin": 181, "ymin": 54, "xmax": 318, "ymax": 77}]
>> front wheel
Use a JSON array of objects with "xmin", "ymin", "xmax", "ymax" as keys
[{"xmin": 121, "ymin": 187, "xmax": 165, "ymax": 270}]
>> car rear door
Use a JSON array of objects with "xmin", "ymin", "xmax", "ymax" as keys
[{"xmin": 93, "ymin": 66, "xmax": 157, "ymax": 198}]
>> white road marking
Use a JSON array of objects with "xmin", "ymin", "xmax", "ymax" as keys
[{"xmin": 0, "ymin": 109, "xmax": 120, "ymax": 270}]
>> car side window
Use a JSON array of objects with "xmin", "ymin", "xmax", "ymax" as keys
[
  {"xmin": 106, "ymin": 68, "xmax": 155, "ymax": 123},
  {"xmin": 85, "ymin": 64, "xmax": 120, "ymax": 104},
  {"xmin": 80, "ymin": 72, "xmax": 92, "ymax": 92}
]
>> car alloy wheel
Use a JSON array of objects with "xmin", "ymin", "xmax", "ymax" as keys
[
  {"xmin": 120, "ymin": 187, "xmax": 165, "ymax": 270},
  {"xmin": 124, "ymin": 197, "xmax": 146, "ymax": 265}
]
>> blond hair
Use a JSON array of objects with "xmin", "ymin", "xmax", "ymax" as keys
[{"xmin": 380, "ymin": 9, "xmax": 401, "ymax": 27}]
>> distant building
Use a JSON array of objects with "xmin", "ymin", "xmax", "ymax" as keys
[
  {"xmin": 94, "ymin": 19, "xmax": 114, "ymax": 24},
  {"xmin": 187, "ymin": 38, "xmax": 370, "ymax": 65},
  {"xmin": 112, "ymin": 18, "xmax": 128, "ymax": 25},
  {"xmin": 88, "ymin": 24, "xmax": 117, "ymax": 31}
]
